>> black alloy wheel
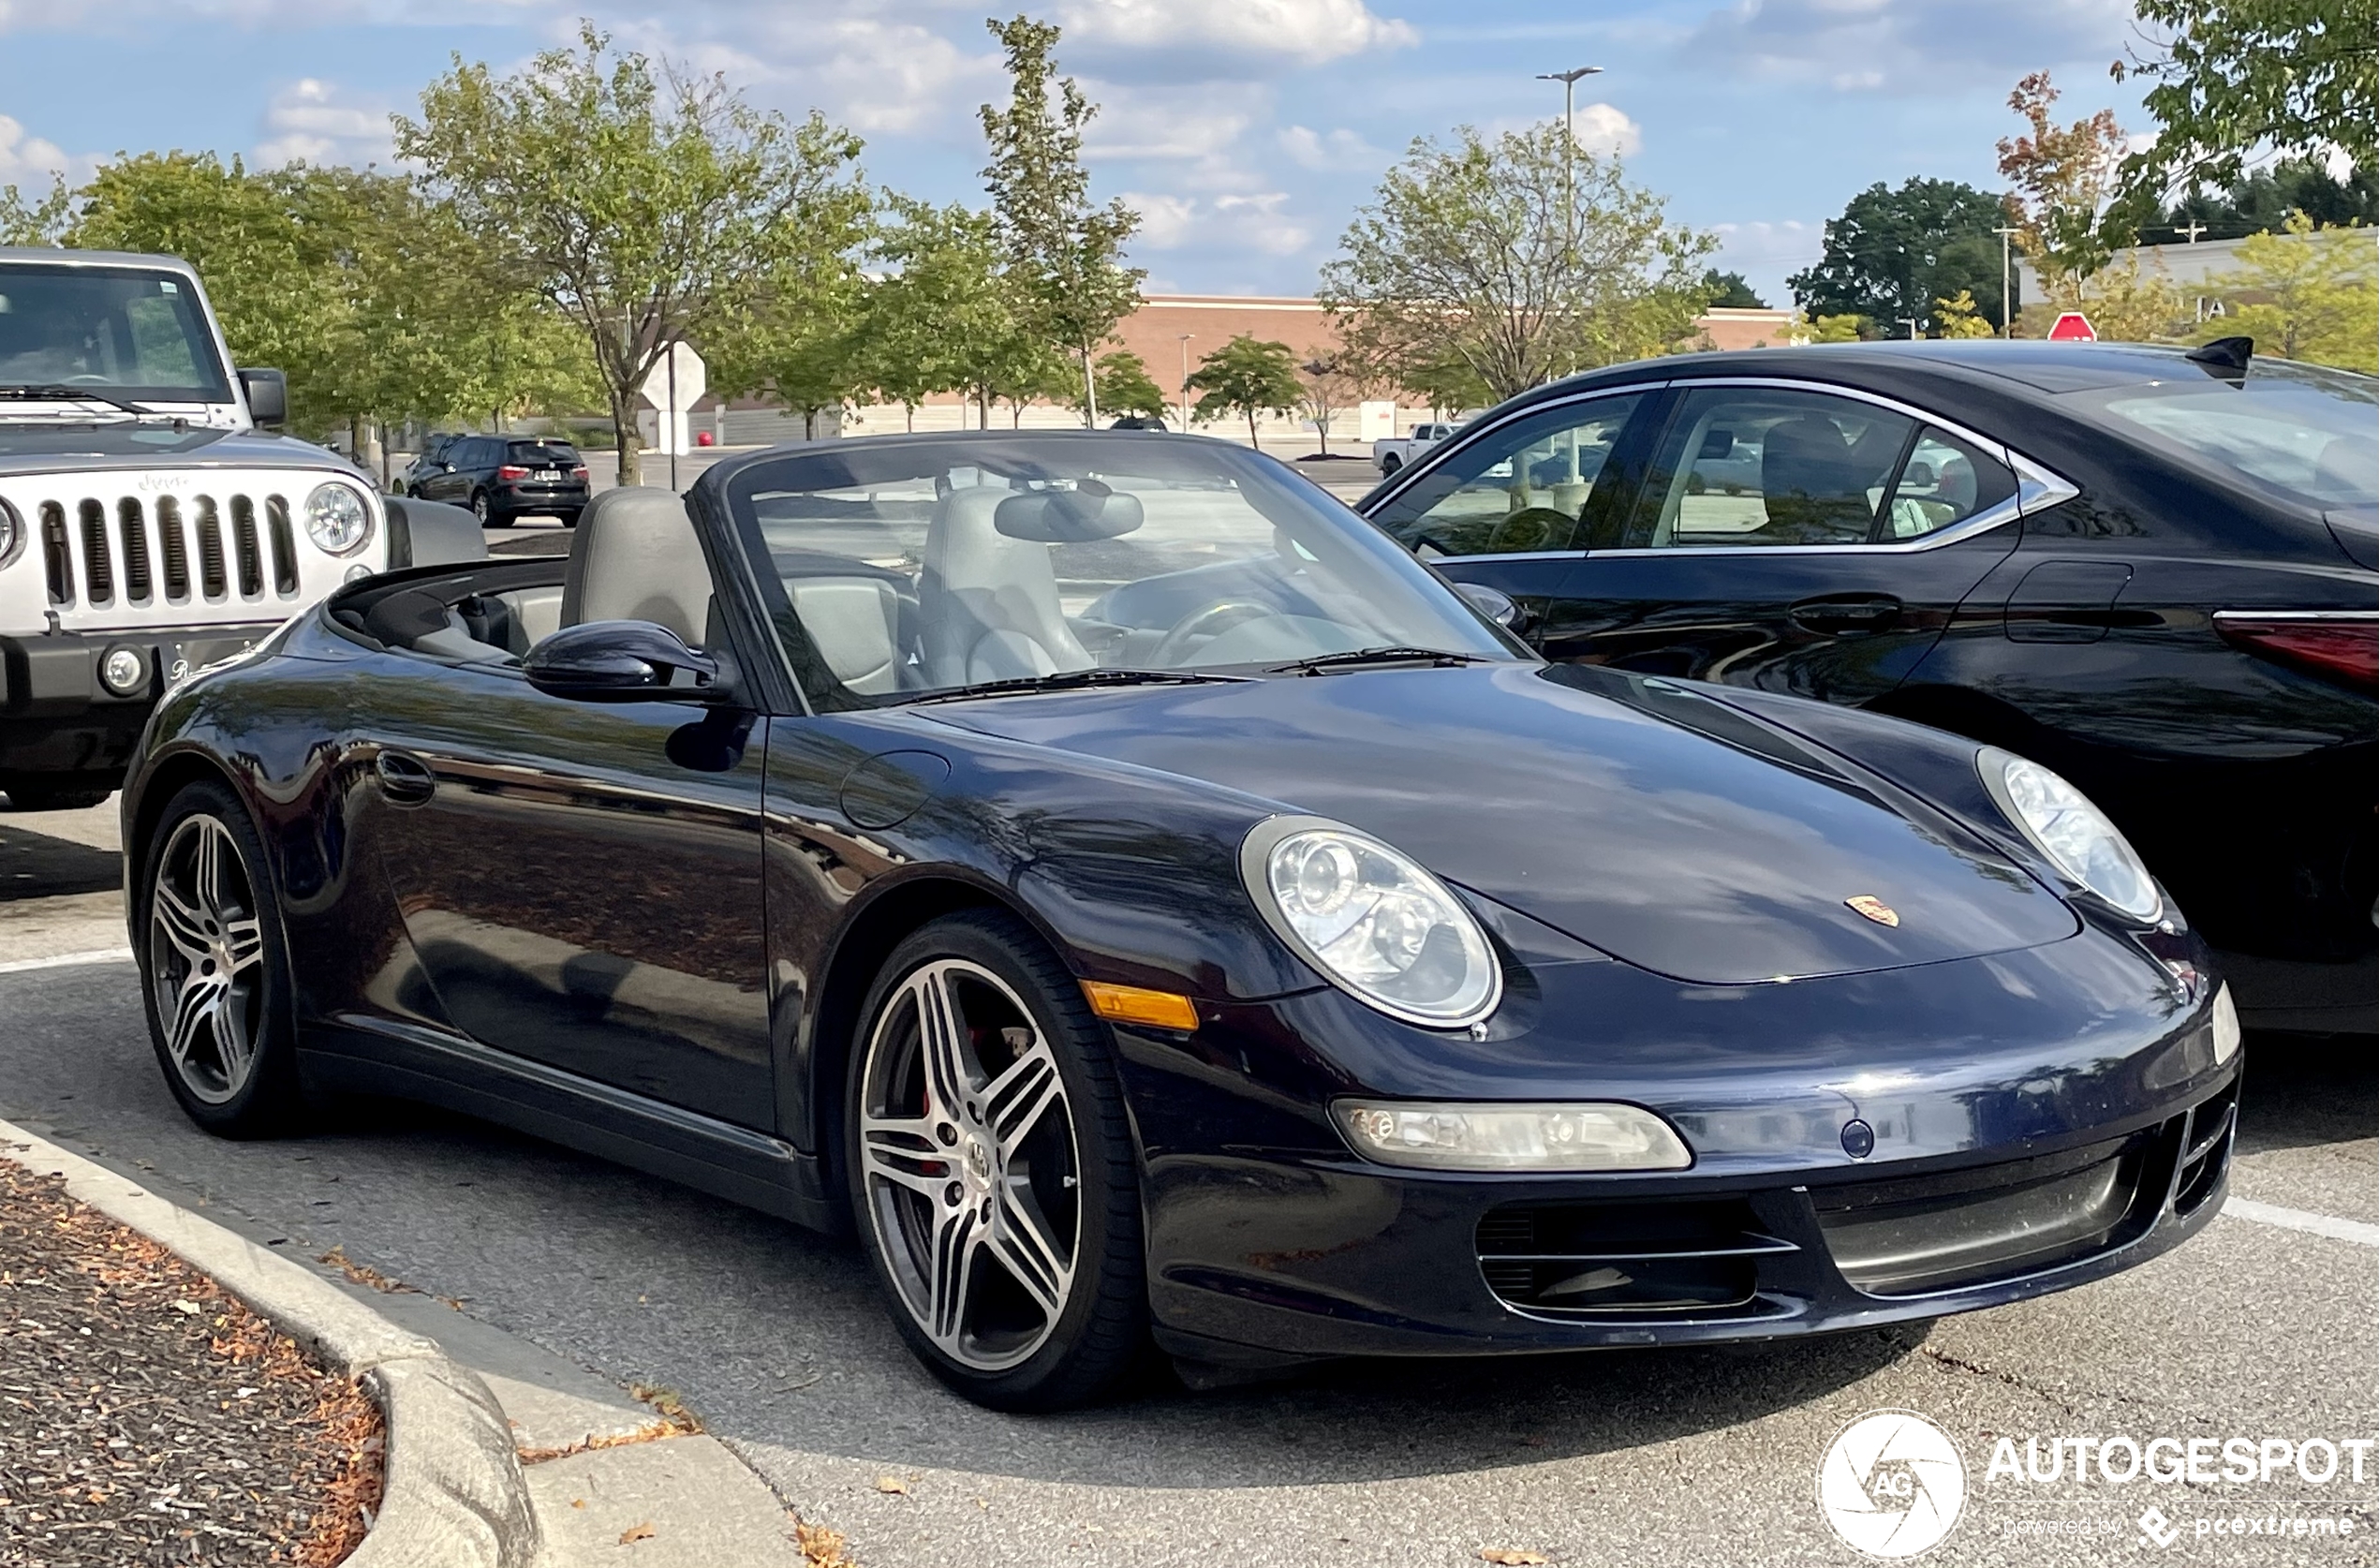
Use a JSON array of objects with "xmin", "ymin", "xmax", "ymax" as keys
[
  {"xmin": 137, "ymin": 782, "xmax": 303, "ymax": 1136},
  {"xmin": 846, "ymin": 910, "xmax": 1146, "ymax": 1411}
]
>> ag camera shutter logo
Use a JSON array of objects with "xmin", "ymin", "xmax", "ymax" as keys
[{"xmin": 1816, "ymin": 1410, "xmax": 1967, "ymax": 1558}]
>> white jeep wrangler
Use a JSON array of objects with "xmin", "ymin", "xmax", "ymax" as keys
[{"xmin": 0, "ymin": 246, "xmax": 471, "ymax": 809}]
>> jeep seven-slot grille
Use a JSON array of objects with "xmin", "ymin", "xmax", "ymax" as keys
[{"xmin": 29, "ymin": 489, "xmax": 298, "ymax": 610}]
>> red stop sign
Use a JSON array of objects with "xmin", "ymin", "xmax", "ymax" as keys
[{"xmin": 2047, "ymin": 311, "xmax": 2097, "ymax": 342}]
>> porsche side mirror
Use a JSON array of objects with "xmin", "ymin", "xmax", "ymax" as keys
[
  {"xmin": 524, "ymin": 619, "xmax": 721, "ymax": 703},
  {"xmin": 1454, "ymin": 582, "xmax": 1520, "ymax": 628}
]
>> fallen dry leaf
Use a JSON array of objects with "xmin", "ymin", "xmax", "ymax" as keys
[
  {"xmin": 1480, "ymin": 1551, "xmax": 1550, "ymax": 1566},
  {"xmin": 619, "ymin": 1520, "xmax": 656, "ymax": 1544},
  {"xmin": 792, "ymin": 1513, "xmax": 857, "ymax": 1567},
  {"xmin": 873, "ymin": 1474, "xmax": 909, "ymax": 1496}
]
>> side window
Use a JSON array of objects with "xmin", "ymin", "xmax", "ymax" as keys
[
  {"xmin": 1371, "ymin": 394, "xmax": 1645, "ymax": 557},
  {"xmin": 1882, "ymin": 427, "xmax": 2018, "ymax": 540},
  {"xmin": 1627, "ymin": 388, "xmax": 1916, "ymax": 548}
]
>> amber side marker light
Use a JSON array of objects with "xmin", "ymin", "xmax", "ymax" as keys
[{"xmin": 1081, "ymin": 981, "xmax": 1200, "ymax": 1031}]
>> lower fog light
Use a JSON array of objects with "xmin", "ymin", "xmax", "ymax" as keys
[
  {"xmin": 99, "ymin": 645, "xmax": 147, "ymax": 696},
  {"xmin": 1338, "ymin": 1101, "xmax": 1693, "ymax": 1172}
]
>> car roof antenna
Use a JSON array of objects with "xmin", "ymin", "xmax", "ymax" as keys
[{"xmin": 2185, "ymin": 335, "xmax": 2253, "ymax": 382}]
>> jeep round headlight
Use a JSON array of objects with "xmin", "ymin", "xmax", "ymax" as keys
[
  {"xmin": 0, "ymin": 497, "xmax": 21, "ymax": 569},
  {"xmin": 1242, "ymin": 817, "xmax": 1500, "ymax": 1028},
  {"xmin": 303, "ymin": 482, "xmax": 372, "ymax": 555},
  {"xmin": 1982, "ymin": 747, "xmax": 2161, "ymax": 922}
]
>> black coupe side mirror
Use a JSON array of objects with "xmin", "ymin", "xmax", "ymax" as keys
[
  {"xmin": 1454, "ymin": 582, "xmax": 1521, "ymax": 628},
  {"xmin": 524, "ymin": 620, "xmax": 721, "ymax": 703},
  {"xmin": 237, "ymin": 367, "xmax": 288, "ymax": 428}
]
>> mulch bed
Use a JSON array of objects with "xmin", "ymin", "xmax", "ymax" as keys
[{"xmin": 0, "ymin": 1160, "xmax": 382, "ymax": 1566}]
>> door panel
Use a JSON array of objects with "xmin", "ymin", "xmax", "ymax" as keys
[
  {"xmin": 1541, "ymin": 388, "xmax": 2023, "ymax": 705},
  {"xmin": 358, "ymin": 657, "xmax": 774, "ymax": 1126}
]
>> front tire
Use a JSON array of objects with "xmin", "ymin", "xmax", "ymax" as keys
[
  {"xmin": 1380, "ymin": 452, "xmax": 1401, "ymax": 476},
  {"xmin": 845, "ymin": 910, "xmax": 1146, "ymax": 1411},
  {"xmin": 135, "ymin": 782, "xmax": 303, "ymax": 1137},
  {"xmin": 471, "ymin": 491, "xmax": 495, "ymax": 527}
]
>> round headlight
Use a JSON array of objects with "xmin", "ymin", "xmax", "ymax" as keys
[
  {"xmin": 1982, "ymin": 748, "xmax": 2161, "ymax": 922},
  {"xmin": 1242, "ymin": 817, "xmax": 1500, "ymax": 1028},
  {"xmin": 303, "ymin": 482, "xmax": 373, "ymax": 555},
  {"xmin": 0, "ymin": 497, "xmax": 21, "ymax": 569}
]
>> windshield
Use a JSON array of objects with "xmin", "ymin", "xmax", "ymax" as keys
[
  {"xmin": 0, "ymin": 263, "xmax": 231, "ymax": 404},
  {"xmin": 721, "ymin": 434, "xmax": 1517, "ymax": 706},
  {"xmin": 2083, "ymin": 360, "xmax": 2377, "ymax": 510}
]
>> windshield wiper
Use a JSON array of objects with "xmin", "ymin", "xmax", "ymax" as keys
[
  {"xmin": 0, "ymin": 384, "xmax": 158, "ymax": 418},
  {"xmin": 1267, "ymin": 646, "xmax": 1492, "ymax": 675},
  {"xmin": 908, "ymin": 668, "xmax": 1253, "ymax": 705}
]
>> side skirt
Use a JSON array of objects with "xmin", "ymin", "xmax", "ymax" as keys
[{"xmin": 302, "ymin": 1015, "xmax": 844, "ymax": 1234}]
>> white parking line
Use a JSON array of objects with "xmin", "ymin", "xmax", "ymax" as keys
[
  {"xmin": 0, "ymin": 947, "xmax": 134, "ymax": 975},
  {"xmin": 2224, "ymin": 1196, "xmax": 2379, "ymax": 1250}
]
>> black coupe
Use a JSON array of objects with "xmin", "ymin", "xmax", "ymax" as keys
[
  {"xmin": 124, "ymin": 432, "xmax": 2239, "ymax": 1409},
  {"xmin": 1361, "ymin": 342, "xmax": 2377, "ymax": 1033}
]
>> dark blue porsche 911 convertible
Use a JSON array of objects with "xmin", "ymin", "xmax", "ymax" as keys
[{"xmin": 120, "ymin": 431, "xmax": 2240, "ymax": 1410}]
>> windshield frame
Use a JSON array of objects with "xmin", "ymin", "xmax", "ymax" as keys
[
  {"xmin": 0, "ymin": 259, "xmax": 238, "ymax": 408},
  {"xmin": 714, "ymin": 431, "xmax": 1530, "ymax": 712},
  {"xmin": 2064, "ymin": 359, "xmax": 2378, "ymax": 514}
]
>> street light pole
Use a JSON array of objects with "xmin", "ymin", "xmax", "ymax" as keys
[
  {"xmin": 1533, "ymin": 66, "xmax": 1603, "ymax": 229},
  {"xmin": 1992, "ymin": 226, "xmax": 2019, "ymax": 339},
  {"xmin": 1177, "ymin": 334, "xmax": 1194, "ymax": 429}
]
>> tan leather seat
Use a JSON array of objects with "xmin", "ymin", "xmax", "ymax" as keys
[
  {"xmin": 918, "ymin": 486, "xmax": 1091, "ymax": 686},
  {"xmin": 561, "ymin": 487, "xmax": 716, "ymax": 643}
]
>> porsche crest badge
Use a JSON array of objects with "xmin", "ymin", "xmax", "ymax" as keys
[{"xmin": 1845, "ymin": 895, "xmax": 1900, "ymax": 927}]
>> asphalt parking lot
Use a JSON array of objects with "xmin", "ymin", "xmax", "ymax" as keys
[{"xmin": 1, "ymin": 798, "xmax": 2371, "ymax": 1567}]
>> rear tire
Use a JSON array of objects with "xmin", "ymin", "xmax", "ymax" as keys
[
  {"xmin": 845, "ymin": 910, "xmax": 1146, "ymax": 1411},
  {"xmin": 471, "ymin": 491, "xmax": 495, "ymax": 528},
  {"xmin": 135, "ymin": 781, "xmax": 303, "ymax": 1138},
  {"xmin": 555, "ymin": 509, "xmax": 583, "ymax": 529},
  {"xmin": 1381, "ymin": 452, "xmax": 1401, "ymax": 476}
]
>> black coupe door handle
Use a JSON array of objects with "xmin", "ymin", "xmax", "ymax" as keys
[
  {"xmin": 375, "ymin": 749, "xmax": 436, "ymax": 806},
  {"xmin": 1789, "ymin": 595, "xmax": 1902, "ymax": 636}
]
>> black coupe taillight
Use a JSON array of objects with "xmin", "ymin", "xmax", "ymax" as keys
[{"xmin": 2214, "ymin": 613, "xmax": 2379, "ymax": 692}]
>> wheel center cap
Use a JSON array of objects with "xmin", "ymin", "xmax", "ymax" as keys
[{"xmin": 963, "ymin": 1136, "xmax": 992, "ymax": 1186}]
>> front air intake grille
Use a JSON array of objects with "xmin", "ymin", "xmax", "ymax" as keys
[
  {"xmin": 78, "ymin": 499, "xmax": 112, "ymax": 605},
  {"xmin": 117, "ymin": 498, "xmax": 154, "ymax": 603},
  {"xmin": 1475, "ymin": 1200, "xmax": 1796, "ymax": 1317},
  {"xmin": 229, "ymin": 496, "xmax": 263, "ymax": 598},
  {"xmin": 195, "ymin": 496, "xmax": 228, "ymax": 599},
  {"xmin": 40, "ymin": 502, "xmax": 71, "ymax": 605},
  {"xmin": 265, "ymin": 496, "xmax": 299, "ymax": 594},
  {"xmin": 156, "ymin": 496, "xmax": 190, "ymax": 600},
  {"xmin": 2174, "ymin": 1079, "xmax": 2238, "ymax": 1217},
  {"xmin": 1813, "ymin": 1134, "xmax": 2153, "ymax": 1297}
]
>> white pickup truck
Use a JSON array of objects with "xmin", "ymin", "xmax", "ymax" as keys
[
  {"xmin": 0, "ymin": 245, "xmax": 476, "ymax": 808},
  {"xmin": 1372, "ymin": 421, "xmax": 1464, "ymax": 477}
]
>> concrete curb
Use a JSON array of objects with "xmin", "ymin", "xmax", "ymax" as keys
[{"xmin": 0, "ymin": 1117, "xmax": 540, "ymax": 1568}]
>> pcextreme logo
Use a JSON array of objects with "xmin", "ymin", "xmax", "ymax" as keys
[{"xmin": 1817, "ymin": 1410, "xmax": 1967, "ymax": 1559}]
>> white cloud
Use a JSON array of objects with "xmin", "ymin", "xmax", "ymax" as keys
[
  {"xmin": 624, "ymin": 12, "xmax": 1001, "ymax": 138},
  {"xmin": 1689, "ymin": 0, "xmax": 2132, "ymax": 89},
  {"xmin": 253, "ymin": 78, "xmax": 397, "ymax": 167},
  {"xmin": 1278, "ymin": 125, "xmax": 1385, "ymax": 172},
  {"xmin": 1056, "ymin": 0, "xmax": 1416, "ymax": 75},
  {"xmin": 1124, "ymin": 192, "xmax": 1200, "ymax": 248},
  {"xmin": 1125, "ymin": 187, "xmax": 1309, "ymax": 257},
  {"xmin": 1709, "ymin": 218, "xmax": 1826, "ymax": 308},
  {"xmin": 0, "ymin": 113, "xmax": 91, "ymax": 187},
  {"xmin": 1567, "ymin": 103, "xmax": 1640, "ymax": 157}
]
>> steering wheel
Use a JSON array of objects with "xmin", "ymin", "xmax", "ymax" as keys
[
  {"xmin": 1149, "ymin": 599, "xmax": 1274, "ymax": 666},
  {"xmin": 1487, "ymin": 506, "xmax": 1574, "ymax": 554}
]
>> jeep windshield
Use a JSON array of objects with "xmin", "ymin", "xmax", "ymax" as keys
[{"xmin": 0, "ymin": 262, "xmax": 233, "ymax": 407}]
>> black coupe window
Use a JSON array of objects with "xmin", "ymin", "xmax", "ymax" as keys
[
  {"xmin": 1369, "ymin": 394, "xmax": 1645, "ymax": 557},
  {"xmin": 1628, "ymin": 388, "xmax": 1920, "ymax": 548},
  {"xmin": 722, "ymin": 436, "xmax": 1518, "ymax": 708}
]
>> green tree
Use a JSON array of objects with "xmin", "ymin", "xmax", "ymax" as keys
[
  {"xmin": 2196, "ymin": 212, "xmax": 2379, "ymax": 371},
  {"xmin": 1321, "ymin": 121, "xmax": 1714, "ymax": 403},
  {"xmin": 979, "ymin": 16, "xmax": 1144, "ymax": 425},
  {"xmin": 1187, "ymin": 335, "xmax": 1302, "ymax": 447},
  {"xmin": 1932, "ymin": 289, "xmax": 1998, "ymax": 339},
  {"xmin": 1787, "ymin": 179, "xmax": 2013, "ymax": 330},
  {"xmin": 397, "ymin": 24, "xmax": 866, "ymax": 483},
  {"xmin": 0, "ymin": 175, "xmax": 70, "ymax": 246},
  {"xmin": 2148, "ymin": 155, "xmax": 2379, "ymax": 244},
  {"xmin": 1293, "ymin": 350, "xmax": 1371, "ymax": 455},
  {"xmin": 1089, "ymin": 350, "xmax": 1168, "ymax": 421},
  {"xmin": 1701, "ymin": 269, "xmax": 1767, "ymax": 308},
  {"xmin": 1806, "ymin": 313, "xmax": 1869, "ymax": 343},
  {"xmin": 1998, "ymin": 72, "xmax": 2131, "ymax": 300},
  {"xmin": 707, "ymin": 179, "xmax": 878, "ymax": 439},
  {"xmin": 2112, "ymin": 0, "xmax": 2378, "ymax": 216}
]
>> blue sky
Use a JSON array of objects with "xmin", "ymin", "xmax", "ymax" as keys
[{"xmin": 0, "ymin": 0, "xmax": 2153, "ymax": 308}]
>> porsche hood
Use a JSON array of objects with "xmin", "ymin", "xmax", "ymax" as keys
[{"xmin": 922, "ymin": 662, "xmax": 2078, "ymax": 986}]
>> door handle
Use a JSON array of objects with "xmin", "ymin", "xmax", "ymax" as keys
[
  {"xmin": 375, "ymin": 749, "xmax": 436, "ymax": 806},
  {"xmin": 1789, "ymin": 595, "xmax": 1902, "ymax": 636}
]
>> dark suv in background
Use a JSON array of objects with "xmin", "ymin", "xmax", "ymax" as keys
[{"xmin": 408, "ymin": 435, "xmax": 590, "ymax": 527}]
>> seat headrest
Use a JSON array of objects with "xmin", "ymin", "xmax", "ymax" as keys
[
  {"xmin": 561, "ymin": 487, "xmax": 714, "ymax": 644},
  {"xmin": 1761, "ymin": 417, "xmax": 1873, "ymax": 539}
]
